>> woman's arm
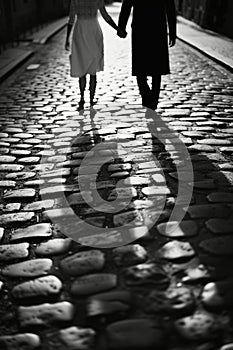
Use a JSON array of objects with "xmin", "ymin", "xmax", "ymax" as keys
[
  {"xmin": 98, "ymin": 1, "xmax": 118, "ymax": 31},
  {"xmin": 65, "ymin": 0, "xmax": 76, "ymax": 50},
  {"xmin": 65, "ymin": 24, "xmax": 72, "ymax": 50}
]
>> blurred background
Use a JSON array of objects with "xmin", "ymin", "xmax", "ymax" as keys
[
  {"xmin": 175, "ymin": 0, "xmax": 233, "ymax": 38},
  {"xmin": 0, "ymin": 0, "xmax": 116, "ymax": 53},
  {"xmin": 0, "ymin": 0, "xmax": 232, "ymax": 54}
]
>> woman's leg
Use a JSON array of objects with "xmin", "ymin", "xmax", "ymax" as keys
[
  {"xmin": 89, "ymin": 74, "xmax": 97, "ymax": 106},
  {"xmin": 78, "ymin": 75, "xmax": 86, "ymax": 110},
  {"xmin": 151, "ymin": 75, "xmax": 161, "ymax": 110}
]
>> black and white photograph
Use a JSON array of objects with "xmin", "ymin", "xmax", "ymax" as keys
[{"xmin": 0, "ymin": 0, "xmax": 233, "ymax": 349}]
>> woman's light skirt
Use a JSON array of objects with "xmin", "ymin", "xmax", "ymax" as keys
[{"xmin": 70, "ymin": 17, "xmax": 104, "ymax": 77}]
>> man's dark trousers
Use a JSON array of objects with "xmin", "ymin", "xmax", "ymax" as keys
[{"xmin": 136, "ymin": 75, "xmax": 161, "ymax": 110}]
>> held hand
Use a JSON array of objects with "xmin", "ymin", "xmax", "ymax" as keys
[
  {"xmin": 169, "ymin": 37, "xmax": 176, "ymax": 47},
  {"xmin": 117, "ymin": 28, "xmax": 127, "ymax": 38},
  {"xmin": 65, "ymin": 40, "xmax": 70, "ymax": 51}
]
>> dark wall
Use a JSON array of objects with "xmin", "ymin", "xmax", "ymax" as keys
[
  {"xmin": 0, "ymin": 0, "xmax": 115, "ymax": 48},
  {"xmin": 0, "ymin": 1, "xmax": 10, "ymax": 46},
  {"xmin": 10, "ymin": 0, "xmax": 37, "ymax": 39},
  {"xmin": 204, "ymin": 0, "xmax": 233, "ymax": 38},
  {"xmin": 36, "ymin": 0, "xmax": 70, "ymax": 23},
  {"xmin": 175, "ymin": 0, "xmax": 208, "ymax": 26},
  {"xmin": 0, "ymin": 0, "xmax": 69, "ymax": 47},
  {"xmin": 175, "ymin": 0, "xmax": 233, "ymax": 38}
]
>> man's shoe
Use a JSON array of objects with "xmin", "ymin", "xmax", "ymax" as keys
[{"xmin": 142, "ymin": 100, "xmax": 157, "ymax": 110}]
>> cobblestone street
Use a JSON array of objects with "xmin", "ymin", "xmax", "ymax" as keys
[{"xmin": 1, "ymin": 9, "xmax": 233, "ymax": 350}]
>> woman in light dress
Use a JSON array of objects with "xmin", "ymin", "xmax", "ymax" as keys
[{"xmin": 65, "ymin": 0, "xmax": 126, "ymax": 110}]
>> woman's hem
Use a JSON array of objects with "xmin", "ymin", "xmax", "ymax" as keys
[{"xmin": 70, "ymin": 68, "xmax": 104, "ymax": 78}]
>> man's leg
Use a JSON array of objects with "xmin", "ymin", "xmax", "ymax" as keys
[
  {"xmin": 89, "ymin": 74, "xmax": 97, "ymax": 106},
  {"xmin": 136, "ymin": 75, "xmax": 151, "ymax": 108},
  {"xmin": 151, "ymin": 75, "xmax": 162, "ymax": 110}
]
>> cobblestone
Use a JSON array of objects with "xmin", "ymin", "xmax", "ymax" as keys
[
  {"xmin": 18, "ymin": 301, "xmax": 75, "ymax": 327},
  {"xmin": 201, "ymin": 280, "xmax": 233, "ymax": 309},
  {"xmin": 86, "ymin": 290, "xmax": 131, "ymax": 317},
  {"xmin": 0, "ymin": 212, "xmax": 35, "ymax": 226},
  {"xmin": 0, "ymin": 8, "xmax": 233, "ymax": 350},
  {"xmin": 0, "ymin": 242, "xmax": 29, "ymax": 261},
  {"xmin": 1, "ymin": 258, "xmax": 53, "ymax": 278},
  {"xmin": 48, "ymin": 326, "xmax": 96, "ymax": 350},
  {"xmin": 146, "ymin": 285, "xmax": 195, "ymax": 315},
  {"xmin": 35, "ymin": 238, "xmax": 71, "ymax": 256},
  {"xmin": 124, "ymin": 263, "xmax": 168, "ymax": 286},
  {"xmin": 71, "ymin": 273, "xmax": 117, "ymax": 296},
  {"xmin": 0, "ymin": 333, "xmax": 41, "ymax": 350},
  {"xmin": 10, "ymin": 223, "xmax": 52, "ymax": 242},
  {"xmin": 4, "ymin": 189, "xmax": 36, "ymax": 200},
  {"xmin": 60, "ymin": 250, "xmax": 105, "ymax": 276},
  {"xmin": 112, "ymin": 244, "xmax": 147, "ymax": 267},
  {"xmin": 12, "ymin": 275, "xmax": 62, "ymax": 300},
  {"xmin": 0, "ymin": 227, "xmax": 4, "ymax": 241},
  {"xmin": 200, "ymin": 236, "xmax": 233, "ymax": 255},
  {"xmin": 158, "ymin": 240, "xmax": 195, "ymax": 260},
  {"xmin": 157, "ymin": 220, "xmax": 198, "ymax": 237},
  {"xmin": 0, "ymin": 180, "xmax": 16, "ymax": 188},
  {"xmin": 188, "ymin": 204, "xmax": 230, "ymax": 218},
  {"xmin": 106, "ymin": 319, "xmax": 164, "ymax": 349},
  {"xmin": 174, "ymin": 312, "xmax": 222, "ymax": 341}
]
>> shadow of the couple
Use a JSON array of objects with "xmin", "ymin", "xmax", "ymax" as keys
[{"xmin": 41, "ymin": 105, "xmax": 233, "ymax": 348}]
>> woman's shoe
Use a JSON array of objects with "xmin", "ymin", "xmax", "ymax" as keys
[{"xmin": 77, "ymin": 99, "xmax": 85, "ymax": 111}]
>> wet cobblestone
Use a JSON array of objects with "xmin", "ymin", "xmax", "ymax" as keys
[{"xmin": 0, "ymin": 16, "xmax": 233, "ymax": 350}]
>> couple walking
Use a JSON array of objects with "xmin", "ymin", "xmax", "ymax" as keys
[{"xmin": 65, "ymin": 0, "xmax": 176, "ymax": 111}]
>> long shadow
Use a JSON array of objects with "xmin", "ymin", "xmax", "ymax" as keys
[
  {"xmin": 52, "ymin": 107, "xmax": 152, "ymax": 248},
  {"xmin": 145, "ymin": 107, "xmax": 233, "ymax": 343},
  {"xmin": 42, "ymin": 104, "xmax": 233, "ymax": 349}
]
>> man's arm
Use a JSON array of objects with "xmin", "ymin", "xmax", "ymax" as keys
[
  {"xmin": 165, "ymin": 0, "xmax": 177, "ymax": 47},
  {"xmin": 117, "ymin": 0, "xmax": 133, "ymax": 37},
  {"xmin": 98, "ymin": 0, "xmax": 126, "ymax": 37}
]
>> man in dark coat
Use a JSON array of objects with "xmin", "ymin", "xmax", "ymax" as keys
[{"xmin": 117, "ymin": 0, "xmax": 176, "ymax": 110}]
